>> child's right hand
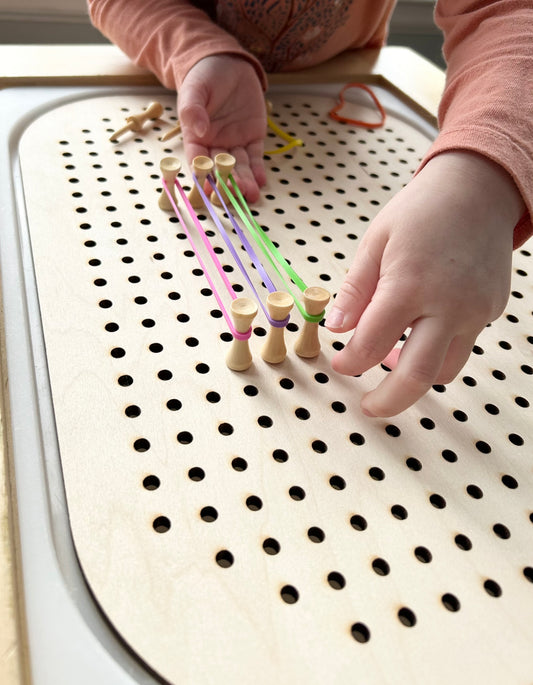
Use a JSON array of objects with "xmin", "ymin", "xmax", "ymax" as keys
[{"xmin": 177, "ymin": 54, "xmax": 267, "ymax": 201}]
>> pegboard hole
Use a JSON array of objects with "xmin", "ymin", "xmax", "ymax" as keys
[
  {"xmin": 466, "ymin": 484, "xmax": 483, "ymax": 499},
  {"xmin": 398, "ymin": 608, "xmax": 417, "ymax": 627},
  {"xmin": 153, "ymin": 516, "xmax": 171, "ymax": 533},
  {"xmin": 166, "ymin": 398, "xmax": 182, "ymax": 411},
  {"xmin": 200, "ymin": 506, "xmax": 218, "ymax": 522},
  {"xmin": 133, "ymin": 438, "xmax": 150, "ymax": 452},
  {"xmin": 501, "ymin": 474, "xmax": 518, "ymax": 489},
  {"xmin": 414, "ymin": 546, "xmax": 432, "ymax": 563},
  {"xmin": 483, "ymin": 579, "xmax": 502, "ymax": 597},
  {"xmin": 231, "ymin": 457, "xmax": 247, "ymax": 471},
  {"xmin": 215, "ymin": 550, "xmax": 234, "ymax": 568},
  {"xmin": 295, "ymin": 407, "xmax": 311, "ymax": 420},
  {"xmin": 442, "ymin": 449, "xmax": 458, "ymax": 463},
  {"xmin": 272, "ymin": 448, "xmax": 289, "ymax": 463},
  {"xmin": 177, "ymin": 431, "xmax": 194, "ymax": 445},
  {"xmin": 351, "ymin": 623, "xmax": 371, "ymax": 643},
  {"xmin": 329, "ymin": 475, "xmax": 346, "ymax": 490},
  {"xmin": 327, "ymin": 572, "xmax": 346, "ymax": 590},
  {"xmin": 406, "ymin": 457, "xmax": 422, "ymax": 471},
  {"xmin": 142, "ymin": 475, "xmax": 160, "ymax": 491},
  {"xmin": 263, "ymin": 538, "xmax": 281, "ymax": 555},
  {"xmin": 246, "ymin": 495, "xmax": 263, "ymax": 511},
  {"xmin": 349, "ymin": 433, "xmax": 365, "ymax": 446},
  {"xmin": 350, "ymin": 515, "xmax": 368, "ymax": 531},
  {"xmin": 188, "ymin": 467, "xmax": 205, "ymax": 482},
  {"xmin": 369, "ymin": 467, "xmax": 385, "ymax": 481},
  {"xmin": 442, "ymin": 594, "xmax": 460, "ymax": 612},
  {"xmin": 493, "ymin": 523, "xmax": 511, "ymax": 539},
  {"xmin": 391, "ymin": 505, "xmax": 408, "ymax": 520},
  {"xmin": 429, "ymin": 494, "xmax": 446, "ymax": 509},
  {"xmin": 280, "ymin": 585, "xmax": 299, "ymax": 604},
  {"xmin": 312, "ymin": 440, "xmax": 328, "ymax": 454},
  {"xmin": 308, "ymin": 526, "xmax": 325, "ymax": 543},
  {"xmin": 372, "ymin": 558, "xmax": 390, "ymax": 576},
  {"xmin": 331, "ymin": 401, "xmax": 346, "ymax": 413},
  {"xmin": 289, "ymin": 486, "xmax": 306, "ymax": 501},
  {"xmin": 454, "ymin": 534, "xmax": 472, "ymax": 551},
  {"xmin": 218, "ymin": 422, "xmax": 234, "ymax": 436},
  {"xmin": 125, "ymin": 405, "xmax": 141, "ymax": 418}
]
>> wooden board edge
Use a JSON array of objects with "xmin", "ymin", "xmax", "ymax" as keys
[
  {"xmin": 0, "ymin": 44, "xmax": 443, "ymax": 125},
  {"xmin": 0, "ymin": 297, "xmax": 31, "ymax": 685}
]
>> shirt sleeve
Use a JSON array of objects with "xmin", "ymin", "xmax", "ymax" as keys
[
  {"xmin": 87, "ymin": 0, "xmax": 268, "ymax": 91},
  {"xmin": 419, "ymin": 0, "xmax": 533, "ymax": 248}
]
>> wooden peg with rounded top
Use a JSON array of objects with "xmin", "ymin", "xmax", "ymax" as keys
[
  {"xmin": 226, "ymin": 297, "xmax": 258, "ymax": 371},
  {"xmin": 261, "ymin": 291, "xmax": 294, "ymax": 364},
  {"xmin": 294, "ymin": 286, "xmax": 330, "ymax": 358},
  {"xmin": 109, "ymin": 101, "xmax": 164, "ymax": 141},
  {"xmin": 188, "ymin": 155, "xmax": 214, "ymax": 209},
  {"xmin": 211, "ymin": 153, "xmax": 236, "ymax": 207},
  {"xmin": 158, "ymin": 157, "xmax": 181, "ymax": 211}
]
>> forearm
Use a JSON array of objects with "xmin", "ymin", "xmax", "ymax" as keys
[
  {"xmin": 421, "ymin": 0, "xmax": 533, "ymax": 247},
  {"xmin": 87, "ymin": 0, "xmax": 267, "ymax": 90}
]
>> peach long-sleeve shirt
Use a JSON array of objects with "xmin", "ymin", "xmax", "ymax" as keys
[{"xmin": 88, "ymin": 0, "xmax": 533, "ymax": 247}]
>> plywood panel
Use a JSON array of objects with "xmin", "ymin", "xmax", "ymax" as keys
[{"xmin": 18, "ymin": 91, "xmax": 533, "ymax": 684}]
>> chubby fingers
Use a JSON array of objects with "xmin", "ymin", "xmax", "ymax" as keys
[
  {"xmin": 215, "ymin": 142, "xmax": 266, "ymax": 203},
  {"xmin": 358, "ymin": 322, "xmax": 476, "ymax": 417}
]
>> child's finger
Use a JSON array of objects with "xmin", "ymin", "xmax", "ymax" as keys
[
  {"xmin": 228, "ymin": 143, "xmax": 265, "ymax": 202},
  {"xmin": 360, "ymin": 317, "xmax": 451, "ymax": 417},
  {"xmin": 330, "ymin": 285, "xmax": 416, "ymax": 376},
  {"xmin": 325, "ymin": 240, "xmax": 384, "ymax": 332},
  {"xmin": 435, "ymin": 331, "xmax": 478, "ymax": 384},
  {"xmin": 178, "ymin": 102, "xmax": 209, "ymax": 140}
]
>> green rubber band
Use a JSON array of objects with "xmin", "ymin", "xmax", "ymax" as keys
[{"xmin": 214, "ymin": 171, "xmax": 324, "ymax": 323}]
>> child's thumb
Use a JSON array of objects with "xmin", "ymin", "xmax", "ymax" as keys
[{"xmin": 179, "ymin": 102, "xmax": 209, "ymax": 139}]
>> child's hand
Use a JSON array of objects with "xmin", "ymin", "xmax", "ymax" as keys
[
  {"xmin": 325, "ymin": 151, "xmax": 525, "ymax": 417},
  {"xmin": 177, "ymin": 54, "xmax": 267, "ymax": 201}
]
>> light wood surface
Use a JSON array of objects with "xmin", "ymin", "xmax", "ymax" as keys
[
  {"xmin": 0, "ymin": 302, "xmax": 27, "ymax": 685},
  {"xmin": 6, "ymin": 45, "xmax": 520, "ymax": 685},
  {"xmin": 10, "ymin": 87, "xmax": 533, "ymax": 684}
]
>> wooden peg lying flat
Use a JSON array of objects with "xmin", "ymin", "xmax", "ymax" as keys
[
  {"xmin": 160, "ymin": 122, "xmax": 182, "ymax": 142},
  {"xmin": 226, "ymin": 298, "xmax": 258, "ymax": 371},
  {"xmin": 109, "ymin": 101, "xmax": 164, "ymax": 141},
  {"xmin": 159, "ymin": 157, "xmax": 181, "ymax": 211},
  {"xmin": 211, "ymin": 153, "xmax": 236, "ymax": 207},
  {"xmin": 294, "ymin": 286, "xmax": 331, "ymax": 359},
  {"xmin": 261, "ymin": 291, "xmax": 293, "ymax": 364},
  {"xmin": 188, "ymin": 155, "xmax": 214, "ymax": 209}
]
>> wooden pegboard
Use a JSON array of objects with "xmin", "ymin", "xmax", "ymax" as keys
[{"xmin": 19, "ymin": 90, "xmax": 533, "ymax": 684}]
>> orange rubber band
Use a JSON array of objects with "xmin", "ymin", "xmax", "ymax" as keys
[{"xmin": 328, "ymin": 82, "xmax": 386, "ymax": 128}]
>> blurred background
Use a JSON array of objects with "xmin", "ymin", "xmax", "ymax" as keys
[{"xmin": 0, "ymin": 0, "xmax": 445, "ymax": 68}]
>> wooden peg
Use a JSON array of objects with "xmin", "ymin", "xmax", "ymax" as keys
[
  {"xmin": 158, "ymin": 157, "xmax": 181, "ymax": 211},
  {"xmin": 294, "ymin": 286, "xmax": 330, "ymax": 359},
  {"xmin": 160, "ymin": 122, "xmax": 182, "ymax": 142},
  {"xmin": 188, "ymin": 155, "xmax": 214, "ymax": 209},
  {"xmin": 109, "ymin": 101, "xmax": 164, "ymax": 141},
  {"xmin": 226, "ymin": 298, "xmax": 258, "ymax": 371},
  {"xmin": 210, "ymin": 153, "xmax": 236, "ymax": 207},
  {"xmin": 261, "ymin": 291, "xmax": 293, "ymax": 364}
]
